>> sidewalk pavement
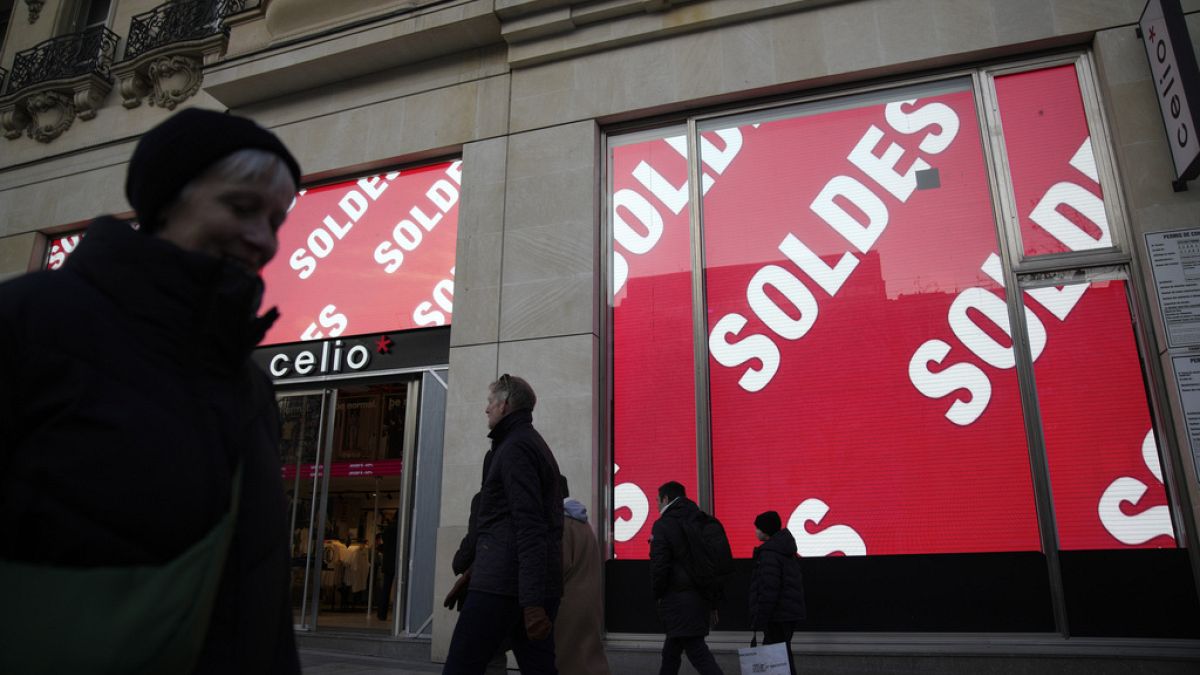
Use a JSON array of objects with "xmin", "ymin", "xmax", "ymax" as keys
[{"xmin": 301, "ymin": 647, "xmax": 442, "ymax": 674}]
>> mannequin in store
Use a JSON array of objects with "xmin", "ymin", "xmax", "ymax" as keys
[{"xmin": 0, "ymin": 108, "xmax": 302, "ymax": 674}]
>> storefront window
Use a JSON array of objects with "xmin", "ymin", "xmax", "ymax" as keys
[
  {"xmin": 1030, "ymin": 279, "xmax": 1173, "ymax": 550},
  {"xmin": 995, "ymin": 65, "xmax": 1113, "ymax": 259},
  {"xmin": 607, "ymin": 57, "xmax": 1195, "ymax": 636},
  {"xmin": 261, "ymin": 159, "xmax": 462, "ymax": 345},
  {"xmin": 45, "ymin": 231, "xmax": 86, "ymax": 270},
  {"xmin": 699, "ymin": 80, "xmax": 1041, "ymax": 559},
  {"xmin": 610, "ymin": 127, "xmax": 698, "ymax": 559}
]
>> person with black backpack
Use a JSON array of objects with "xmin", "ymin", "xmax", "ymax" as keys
[
  {"xmin": 748, "ymin": 511, "xmax": 806, "ymax": 675},
  {"xmin": 650, "ymin": 481, "xmax": 728, "ymax": 675}
]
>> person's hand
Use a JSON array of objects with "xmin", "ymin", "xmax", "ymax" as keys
[
  {"xmin": 523, "ymin": 606, "xmax": 552, "ymax": 640},
  {"xmin": 443, "ymin": 571, "xmax": 470, "ymax": 610}
]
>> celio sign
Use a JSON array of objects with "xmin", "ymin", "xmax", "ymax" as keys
[
  {"xmin": 255, "ymin": 336, "xmax": 379, "ymax": 379},
  {"xmin": 1139, "ymin": 0, "xmax": 1200, "ymax": 187}
]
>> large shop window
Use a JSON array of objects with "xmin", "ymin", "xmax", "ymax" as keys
[
  {"xmin": 607, "ymin": 57, "xmax": 1198, "ymax": 637},
  {"xmin": 261, "ymin": 160, "xmax": 461, "ymax": 345}
]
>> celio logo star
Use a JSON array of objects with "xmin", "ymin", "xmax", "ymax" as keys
[{"xmin": 375, "ymin": 335, "xmax": 393, "ymax": 354}]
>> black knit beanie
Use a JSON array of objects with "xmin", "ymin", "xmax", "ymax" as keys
[
  {"xmin": 125, "ymin": 108, "xmax": 301, "ymax": 232},
  {"xmin": 755, "ymin": 510, "xmax": 782, "ymax": 537}
]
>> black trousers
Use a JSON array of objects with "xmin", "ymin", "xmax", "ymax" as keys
[
  {"xmin": 376, "ymin": 567, "xmax": 397, "ymax": 620},
  {"xmin": 443, "ymin": 591, "xmax": 559, "ymax": 675},
  {"xmin": 763, "ymin": 621, "xmax": 796, "ymax": 675},
  {"xmin": 659, "ymin": 635, "xmax": 722, "ymax": 675}
]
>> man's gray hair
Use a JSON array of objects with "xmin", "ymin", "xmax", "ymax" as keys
[{"xmin": 489, "ymin": 373, "xmax": 537, "ymax": 412}]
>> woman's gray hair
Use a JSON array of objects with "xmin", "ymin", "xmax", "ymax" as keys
[{"xmin": 178, "ymin": 148, "xmax": 297, "ymax": 203}]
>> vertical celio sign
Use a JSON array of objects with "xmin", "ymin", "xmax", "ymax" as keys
[{"xmin": 1139, "ymin": 0, "xmax": 1200, "ymax": 187}]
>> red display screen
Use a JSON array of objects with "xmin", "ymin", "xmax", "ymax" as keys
[
  {"xmin": 45, "ymin": 232, "xmax": 84, "ymax": 270},
  {"xmin": 261, "ymin": 160, "xmax": 461, "ymax": 345},
  {"xmin": 611, "ymin": 71, "xmax": 1173, "ymax": 560}
]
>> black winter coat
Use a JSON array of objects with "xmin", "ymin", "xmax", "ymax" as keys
[
  {"xmin": 469, "ymin": 409, "xmax": 563, "ymax": 606},
  {"xmin": 748, "ymin": 529, "xmax": 806, "ymax": 629},
  {"xmin": 0, "ymin": 218, "xmax": 299, "ymax": 673},
  {"xmin": 650, "ymin": 497, "xmax": 713, "ymax": 637}
]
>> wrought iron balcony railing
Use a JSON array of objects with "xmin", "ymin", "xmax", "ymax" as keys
[
  {"xmin": 0, "ymin": 67, "xmax": 8, "ymax": 94},
  {"xmin": 125, "ymin": 0, "xmax": 261, "ymax": 62},
  {"xmin": 7, "ymin": 26, "xmax": 120, "ymax": 94}
]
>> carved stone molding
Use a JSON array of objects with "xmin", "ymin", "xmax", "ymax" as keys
[
  {"xmin": 112, "ymin": 33, "xmax": 227, "ymax": 110},
  {"xmin": 147, "ymin": 55, "xmax": 203, "ymax": 110},
  {"xmin": 1, "ymin": 106, "xmax": 30, "ymax": 140},
  {"xmin": 0, "ymin": 73, "xmax": 112, "ymax": 143},
  {"xmin": 24, "ymin": 0, "xmax": 44, "ymax": 24},
  {"xmin": 24, "ymin": 90, "xmax": 74, "ymax": 142}
]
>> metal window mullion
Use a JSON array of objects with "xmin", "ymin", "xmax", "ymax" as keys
[
  {"xmin": 307, "ymin": 387, "xmax": 338, "ymax": 630},
  {"xmin": 395, "ymin": 378, "xmax": 421, "ymax": 636},
  {"xmin": 602, "ymin": 132, "xmax": 616, "ymax": 557},
  {"xmin": 687, "ymin": 119, "xmax": 715, "ymax": 513},
  {"xmin": 975, "ymin": 68, "xmax": 1070, "ymax": 637}
]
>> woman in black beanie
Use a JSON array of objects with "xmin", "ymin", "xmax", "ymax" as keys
[
  {"xmin": 748, "ymin": 510, "xmax": 806, "ymax": 675},
  {"xmin": 0, "ymin": 107, "xmax": 302, "ymax": 674}
]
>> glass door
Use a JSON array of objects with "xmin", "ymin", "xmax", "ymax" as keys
[
  {"xmin": 314, "ymin": 380, "xmax": 418, "ymax": 634},
  {"xmin": 277, "ymin": 390, "xmax": 328, "ymax": 630},
  {"xmin": 279, "ymin": 378, "xmax": 423, "ymax": 635}
]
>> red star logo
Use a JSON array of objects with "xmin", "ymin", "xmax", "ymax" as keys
[{"xmin": 375, "ymin": 335, "xmax": 393, "ymax": 354}]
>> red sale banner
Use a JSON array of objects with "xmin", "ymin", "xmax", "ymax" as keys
[
  {"xmin": 45, "ymin": 232, "xmax": 84, "ymax": 270},
  {"xmin": 611, "ymin": 70, "xmax": 1174, "ymax": 560},
  {"xmin": 261, "ymin": 160, "xmax": 461, "ymax": 345},
  {"xmin": 996, "ymin": 65, "xmax": 1111, "ymax": 258}
]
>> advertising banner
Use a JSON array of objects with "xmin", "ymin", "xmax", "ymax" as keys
[
  {"xmin": 44, "ymin": 161, "xmax": 461, "ymax": 347},
  {"xmin": 611, "ymin": 70, "xmax": 1172, "ymax": 559},
  {"xmin": 261, "ymin": 160, "xmax": 461, "ymax": 345}
]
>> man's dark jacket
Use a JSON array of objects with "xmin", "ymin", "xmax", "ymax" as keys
[
  {"xmin": 0, "ymin": 218, "xmax": 300, "ymax": 673},
  {"xmin": 469, "ymin": 408, "xmax": 563, "ymax": 607},
  {"xmin": 748, "ymin": 528, "xmax": 806, "ymax": 629},
  {"xmin": 650, "ymin": 497, "xmax": 713, "ymax": 637}
]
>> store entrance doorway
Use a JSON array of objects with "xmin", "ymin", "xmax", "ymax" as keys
[{"xmin": 278, "ymin": 379, "xmax": 419, "ymax": 635}]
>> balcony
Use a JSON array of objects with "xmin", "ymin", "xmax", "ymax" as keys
[
  {"xmin": 0, "ymin": 26, "xmax": 120, "ymax": 142},
  {"xmin": 113, "ymin": 0, "xmax": 261, "ymax": 110}
]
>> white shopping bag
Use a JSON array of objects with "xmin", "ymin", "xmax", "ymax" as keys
[{"xmin": 737, "ymin": 640, "xmax": 790, "ymax": 674}]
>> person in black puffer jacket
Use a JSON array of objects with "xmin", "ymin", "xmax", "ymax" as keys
[
  {"xmin": 0, "ymin": 108, "xmax": 302, "ymax": 674},
  {"xmin": 748, "ymin": 511, "xmax": 806, "ymax": 675}
]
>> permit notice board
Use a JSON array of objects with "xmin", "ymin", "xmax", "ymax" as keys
[{"xmin": 1147, "ymin": 228, "xmax": 1200, "ymax": 349}]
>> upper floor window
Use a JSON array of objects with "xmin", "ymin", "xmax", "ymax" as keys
[
  {"xmin": 0, "ymin": 0, "xmax": 14, "ymax": 56},
  {"xmin": 63, "ymin": 0, "xmax": 113, "ymax": 34}
]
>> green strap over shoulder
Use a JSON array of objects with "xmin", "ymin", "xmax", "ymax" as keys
[{"xmin": 0, "ymin": 463, "xmax": 243, "ymax": 675}]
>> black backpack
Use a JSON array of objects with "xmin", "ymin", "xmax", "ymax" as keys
[{"xmin": 680, "ymin": 509, "xmax": 734, "ymax": 600}]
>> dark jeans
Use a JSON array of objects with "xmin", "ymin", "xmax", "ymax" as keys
[
  {"xmin": 763, "ymin": 621, "xmax": 796, "ymax": 675},
  {"xmin": 659, "ymin": 635, "xmax": 722, "ymax": 675},
  {"xmin": 443, "ymin": 591, "xmax": 559, "ymax": 675}
]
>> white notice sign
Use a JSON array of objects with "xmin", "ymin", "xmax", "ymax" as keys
[
  {"xmin": 1147, "ymin": 228, "xmax": 1200, "ymax": 348},
  {"xmin": 1171, "ymin": 354, "xmax": 1200, "ymax": 477}
]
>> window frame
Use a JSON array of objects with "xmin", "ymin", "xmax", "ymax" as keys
[{"xmin": 603, "ymin": 49, "xmax": 1195, "ymax": 637}]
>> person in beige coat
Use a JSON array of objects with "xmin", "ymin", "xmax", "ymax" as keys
[{"xmin": 556, "ymin": 476, "xmax": 611, "ymax": 675}]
